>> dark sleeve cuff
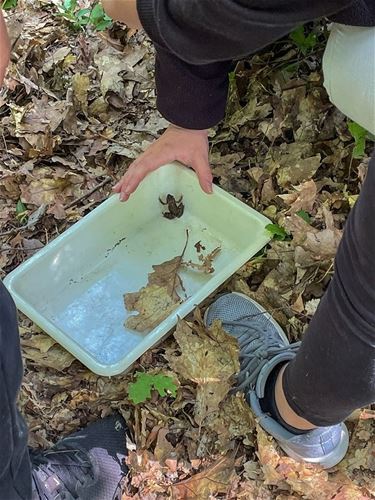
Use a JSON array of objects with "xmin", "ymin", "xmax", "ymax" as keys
[
  {"xmin": 137, "ymin": 0, "xmax": 163, "ymax": 46},
  {"xmin": 154, "ymin": 45, "xmax": 231, "ymax": 130},
  {"xmin": 137, "ymin": 0, "xmax": 231, "ymax": 130}
]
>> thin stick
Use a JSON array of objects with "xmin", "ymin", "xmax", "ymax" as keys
[
  {"xmin": 0, "ymin": 224, "xmax": 27, "ymax": 238},
  {"xmin": 64, "ymin": 177, "xmax": 112, "ymax": 209},
  {"xmin": 171, "ymin": 229, "xmax": 189, "ymax": 298}
]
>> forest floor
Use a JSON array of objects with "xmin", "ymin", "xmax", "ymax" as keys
[{"xmin": 0, "ymin": 2, "xmax": 374, "ymax": 499}]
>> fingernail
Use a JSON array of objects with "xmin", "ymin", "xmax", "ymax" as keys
[
  {"xmin": 206, "ymin": 183, "xmax": 213, "ymax": 194},
  {"xmin": 120, "ymin": 193, "xmax": 127, "ymax": 202}
]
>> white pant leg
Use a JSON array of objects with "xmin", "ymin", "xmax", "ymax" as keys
[{"xmin": 323, "ymin": 24, "xmax": 375, "ymax": 135}]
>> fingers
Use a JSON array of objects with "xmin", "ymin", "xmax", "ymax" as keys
[
  {"xmin": 113, "ymin": 155, "xmax": 164, "ymax": 201},
  {"xmin": 191, "ymin": 155, "xmax": 213, "ymax": 194},
  {"xmin": 113, "ymin": 154, "xmax": 213, "ymax": 201}
]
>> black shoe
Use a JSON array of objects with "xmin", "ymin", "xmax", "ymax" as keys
[{"xmin": 31, "ymin": 414, "xmax": 128, "ymax": 500}]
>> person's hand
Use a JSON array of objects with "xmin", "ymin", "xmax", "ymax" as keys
[
  {"xmin": 113, "ymin": 125, "xmax": 213, "ymax": 201},
  {"xmin": 0, "ymin": 11, "xmax": 10, "ymax": 86}
]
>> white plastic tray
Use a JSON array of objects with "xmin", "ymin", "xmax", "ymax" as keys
[{"xmin": 4, "ymin": 163, "xmax": 270, "ymax": 376}]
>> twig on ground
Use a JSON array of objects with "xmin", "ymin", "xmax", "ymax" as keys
[{"xmin": 64, "ymin": 177, "xmax": 112, "ymax": 209}]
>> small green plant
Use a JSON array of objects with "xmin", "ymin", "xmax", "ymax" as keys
[
  {"xmin": 128, "ymin": 372, "xmax": 178, "ymax": 405},
  {"xmin": 1, "ymin": 0, "xmax": 18, "ymax": 9},
  {"xmin": 348, "ymin": 121, "xmax": 368, "ymax": 159},
  {"xmin": 16, "ymin": 199, "xmax": 28, "ymax": 224},
  {"xmin": 57, "ymin": 0, "xmax": 112, "ymax": 31},
  {"xmin": 296, "ymin": 210, "xmax": 311, "ymax": 224},
  {"xmin": 290, "ymin": 25, "xmax": 317, "ymax": 55},
  {"xmin": 266, "ymin": 223, "xmax": 288, "ymax": 241}
]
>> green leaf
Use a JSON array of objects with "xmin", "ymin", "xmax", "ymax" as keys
[
  {"xmin": 1, "ymin": 0, "xmax": 18, "ymax": 9},
  {"xmin": 16, "ymin": 199, "xmax": 26, "ymax": 215},
  {"xmin": 266, "ymin": 223, "xmax": 288, "ymax": 241},
  {"xmin": 16, "ymin": 199, "xmax": 28, "ymax": 223},
  {"xmin": 89, "ymin": 4, "xmax": 112, "ymax": 30},
  {"xmin": 63, "ymin": 0, "xmax": 77, "ymax": 11},
  {"xmin": 90, "ymin": 3, "xmax": 104, "ymax": 21},
  {"xmin": 290, "ymin": 25, "xmax": 317, "ymax": 55},
  {"xmin": 94, "ymin": 19, "xmax": 112, "ymax": 31},
  {"xmin": 296, "ymin": 210, "xmax": 311, "ymax": 223},
  {"xmin": 128, "ymin": 372, "xmax": 177, "ymax": 405},
  {"xmin": 76, "ymin": 8, "xmax": 91, "ymax": 18},
  {"xmin": 348, "ymin": 121, "xmax": 368, "ymax": 159}
]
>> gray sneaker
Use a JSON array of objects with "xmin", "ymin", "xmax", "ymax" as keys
[{"xmin": 205, "ymin": 292, "xmax": 349, "ymax": 469}]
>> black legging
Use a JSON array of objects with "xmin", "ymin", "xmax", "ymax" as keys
[{"xmin": 284, "ymin": 151, "xmax": 375, "ymax": 426}]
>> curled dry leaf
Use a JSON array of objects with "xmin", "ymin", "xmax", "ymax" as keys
[
  {"xmin": 166, "ymin": 320, "xmax": 239, "ymax": 425},
  {"xmin": 285, "ymin": 207, "xmax": 342, "ymax": 266},
  {"xmin": 148, "ymin": 256, "xmax": 185, "ymax": 302},
  {"xmin": 124, "ymin": 253, "xmax": 185, "ymax": 332},
  {"xmin": 278, "ymin": 179, "xmax": 317, "ymax": 214}
]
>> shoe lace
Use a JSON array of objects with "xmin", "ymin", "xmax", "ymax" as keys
[{"xmin": 221, "ymin": 317, "xmax": 301, "ymax": 394}]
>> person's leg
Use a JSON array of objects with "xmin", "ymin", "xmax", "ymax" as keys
[
  {"xmin": 281, "ymin": 150, "xmax": 375, "ymax": 426},
  {"xmin": 0, "ymin": 281, "xmax": 129, "ymax": 500},
  {"xmin": 0, "ymin": 282, "xmax": 32, "ymax": 500}
]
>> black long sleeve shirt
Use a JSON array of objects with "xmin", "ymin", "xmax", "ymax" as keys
[{"xmin": 136, "ymin": 0, "xmax": 375, "ymax": 129}]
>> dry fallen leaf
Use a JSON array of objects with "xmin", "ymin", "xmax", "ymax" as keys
[
  {"xmin": 148, "ymin": 256, "xmax": 184, "ymax": 302},
  {"xmin": 278, "ymin": 179, "xmax": 317, "ymax": 214},
  {"xmin": 206, "ymin": 392, "xmax": 256, "ymax": 450},
  {"xmin": 256, "ymin": 425, "xmax": 367, "ymax": 499},
  {"xmin": 124, "ymin": 241, "xmax": 221, "ymax": 332},
  {"xmin": 170, "ymin": 455, "xmax": 236, "ymax": 499},
  {"xmin": 21, "ymin": 333, "xmax": 75, "ymax": 371},
  {"xmin": 285, "ymin": 207, "xmax": 342, "ymax": 266},
  {"xmin": 124, "ymin": 284, "xmax": 180, "ymax": 333},
  {"xmin": 72, "ymin": 73, "xmax": 90, "ymax": 114},
  {"xmin": 183, "ymin": 247, "xmax": 221, "ymax": 274},
  {"xmin": 166, "ymin": 320, "xmax": 239, "ymax": 425}
]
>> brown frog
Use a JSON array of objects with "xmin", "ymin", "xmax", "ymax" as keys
[{"xmin": 159, "ymin": 194, "xmax": 184, "ymax": 219}]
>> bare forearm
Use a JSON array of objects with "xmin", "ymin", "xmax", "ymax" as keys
[
  {"xmin": 101, "ymin": 0, "xmax": 142, "ymax": 29},
  {"xmin": 0, "ymin": 11, "xmax": 10, "ymax": 85}
]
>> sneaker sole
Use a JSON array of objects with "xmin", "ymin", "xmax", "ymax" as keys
[
  {"xmin": 204, "ymin": 292, "xmax": 290, "ymax": 346},
  {"xmin": 278, "ymin": 423, "xmax": 349, "ymax": 469}
]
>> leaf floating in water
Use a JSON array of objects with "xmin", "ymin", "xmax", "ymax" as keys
[
  {"xmin": 124, "ymin": 232, "xmax": 221, "ymax": 332},
  {"xmin": 125, "ymin": 284, "xmax": 180, "ymax": 333},
  {"xmin": 183, "ymin": 247, "xmax": 221, "ymax": 274}
]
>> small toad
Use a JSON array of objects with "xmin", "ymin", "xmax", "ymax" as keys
[{"xmin": 159, "ymin": 194, "xmax": 184, "ymax": 219}]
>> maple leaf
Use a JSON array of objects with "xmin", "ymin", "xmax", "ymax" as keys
[{"xmin": 128, "ymin": 371, "xmax": 177, "ymax": 404}]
